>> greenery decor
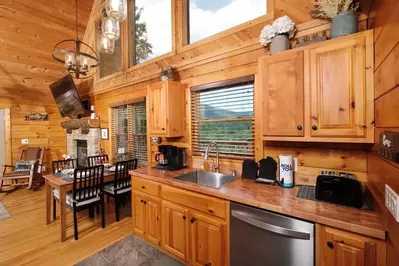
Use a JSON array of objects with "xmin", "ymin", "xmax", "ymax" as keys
[{"xmin": 310, "ymin": 0, "xmax": 359, "ymax": 19}]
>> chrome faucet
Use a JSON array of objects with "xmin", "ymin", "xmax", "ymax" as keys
[{"xmin": 203, "ymin": 142, "xmax": 220, "ymax": 173}]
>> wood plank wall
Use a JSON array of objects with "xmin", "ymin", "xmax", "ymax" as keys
[{"xmin": 367, "ymin": 0, "xmax": 399, "ymax": 264}]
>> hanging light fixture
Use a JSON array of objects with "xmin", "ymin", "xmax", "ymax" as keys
[
  {"xmin": 101, "ymin": 16, "xmax": 120, "ymax": 41},
  {"xmin": 106, "ymin": 0, "xmax": 127, "ymax": 22},
  {"xmin": 52, "ymin": 0, "xmax": 99, "ymax": 79},
  {"xmin": 99, "ymin": 35, "xmax": 115, "ymax": 54}
]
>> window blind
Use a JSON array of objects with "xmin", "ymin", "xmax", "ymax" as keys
[
  {"xmin": 191, "ymin": 78, "xmax": 255, "ymax": 160},
  {"xmin": 111, "ymin": 100, "xmax": 147, "ymax": 166}
]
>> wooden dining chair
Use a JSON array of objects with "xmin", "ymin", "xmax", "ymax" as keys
[
  {"xmin": 53, "ymin": 165, "xmax": 105, "ymax": 240},
  {"xmin": 0, "ymin": 147, "xmax": 46, "ymax": 191},
  {"xmin": 87, "ymin": 155, "xmax": 109, "ymax": 167},
  {"xmin": 52, "ymin": 159, "xmax": 78, "ymax": 173},
  {"xmin": 51, "ymin": 159, "xmax": 78, "ymax": 220},
  {"xmin": 103, "ymin": 159, "xmax": 137, "ymax": 222}
]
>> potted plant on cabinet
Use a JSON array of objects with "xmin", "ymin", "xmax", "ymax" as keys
[
  {"xmin": 311, "ymin": 0, "xmax": 360, "ymax": 39},
  {"xmin": 259, "ymin": 16, "xmax": 296, "ymax": 54}
]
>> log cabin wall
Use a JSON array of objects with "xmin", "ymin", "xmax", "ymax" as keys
[
  {"xmin": 367, "ymin": 0, "xmax": 399, "ymax": 263},
  {"xmin": 80, "ymin": 0, "xmax": 370, "ymax": 178},
  {"xmin": 0, "ymin": 0, "xmax": 93, "ymax": 169}
]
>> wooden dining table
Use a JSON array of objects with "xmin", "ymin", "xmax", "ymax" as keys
[{"xmin": 44, "ymin": 172, "xmax": 115, "ymax": 242}]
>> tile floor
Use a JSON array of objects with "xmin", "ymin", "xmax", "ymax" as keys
[{"xmin": 75, "ymin": 234, "xmax": 184, "ymax": 266}]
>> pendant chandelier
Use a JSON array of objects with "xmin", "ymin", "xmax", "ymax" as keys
[
  {"xmin": 99, "ymin": 0, "xmax": 127, "ymax": 54},
  {"xmin": 52, "ymin": 0, "xmax": 99, "ymax": 79}
]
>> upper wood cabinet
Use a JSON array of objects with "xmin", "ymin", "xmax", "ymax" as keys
[
  {"xmin": 148, "ymin": 81, "xmax": 185, "ymax": 137},
  {"xmin": 260, "ymin": 50, "xmax": 304, "ymax": 137},
  {"xmin": 317, "ymin": 225, "xmax": 386, "ymax": 266},
  {"xmin": 257, "ymin": 30, "xmax": 374, "ymax": 143},
  {"xmin": 310, "ymin": 35, "xmax": 367, "ymax": 138}
]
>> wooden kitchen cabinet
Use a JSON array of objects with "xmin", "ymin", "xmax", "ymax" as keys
[
  {"xmin": 257, "ymin": 30, "xmax": 374, "ymax": 143},
  {"xmin": 260, "ymin": 50, "xmax": 305, "ymax": 137},
  {"xmin": 148, "ymin": 81, "xmax": 185, "ymax": 137},
  {"xmin": 309, "ymin": 33, "xmax": 371, "ymax": 140},
  {"xmin": 162, "ymin": 200, "xmax": 190, "ymax": 261},
  {"xmin": 132, "ymin": 190, "xmax": 162, "ymax": 246},
  {"xmin": 317, "ymin": 225, "xmax": 386, "ymax": 266},
  {"xmin": 189, "ymin": 210, "xmax": 226, "ymax": 266}
]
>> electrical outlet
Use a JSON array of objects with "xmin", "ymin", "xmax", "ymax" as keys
[
  {"xmin": 21, "ymin": 139, "xmax": 29, "ymax": 144},
  {"xmin": 385, "ymin": 184, "xmax": 399, "ymax": 222}
]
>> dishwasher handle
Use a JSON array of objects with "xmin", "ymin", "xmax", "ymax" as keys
[{"xmin": 231, "ymin": 210, "xmax": 311, "ymax": 240}]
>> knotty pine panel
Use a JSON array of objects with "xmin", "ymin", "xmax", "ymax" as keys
[{"xmin": 375, "ymin": 87, "xmax": 399, "ymax": 127}]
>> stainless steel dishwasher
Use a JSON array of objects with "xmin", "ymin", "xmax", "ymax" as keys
[{"xmin": 230, "ymin": 202, "xmax": 314, "ymax": 266}]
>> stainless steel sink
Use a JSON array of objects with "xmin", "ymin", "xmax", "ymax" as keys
[{"xmin": 174, "ymin": 170, "xmax": 236, "ymax": 189}]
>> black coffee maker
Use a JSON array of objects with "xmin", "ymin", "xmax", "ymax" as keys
[{"xmin": 155, "ymin": 145, "xmax": 187, "ymax": 171}]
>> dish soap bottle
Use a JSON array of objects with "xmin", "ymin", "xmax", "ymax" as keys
[{"xmin": 200, "ymin": 153, "xmax": 205, "ymax": 170}]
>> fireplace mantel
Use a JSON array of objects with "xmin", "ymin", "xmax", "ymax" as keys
[{"xmin": 61, "ymin": 118, "xmax": 100, "ymax": 134}]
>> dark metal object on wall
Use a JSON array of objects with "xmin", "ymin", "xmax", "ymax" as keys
[
  {"xmin": 25, "ymin": 112, "xmax": 49, "ymax": 121},
  {"xmin": 375, "ymin": 131, "xmax": 399, "ymax": 164}
]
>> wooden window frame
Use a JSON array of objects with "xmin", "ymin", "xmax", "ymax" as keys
[
  {"xmin": 108, "ymin": 99, "xmax": 148, "ymax": 165},
  {"xmin": 190, "ymin": 76, "xmax": 255, "ymax": 160},
  {"xmin": 179, "ymin": 0, "xmax": 273, "ymax": 52}
]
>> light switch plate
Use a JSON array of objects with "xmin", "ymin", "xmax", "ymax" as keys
[
  {"xmin": 21, "ymin": 139, "xmax": 29, "ymax": 144},
  {"xmin": 385, "ymin": 184, "xmax": 399, "ymax": 222}
]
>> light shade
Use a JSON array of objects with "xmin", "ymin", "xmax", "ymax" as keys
[
  {"xmin": 106, "ymin": 0, "xmax": 127, "ymax": 22},
  {"xmin": 102, "ymin": 17, "xmax": 120, "ymax": 41},
  {"xmin": 100, "ymin": 35, "xmax": 115, "ymax": 54}
]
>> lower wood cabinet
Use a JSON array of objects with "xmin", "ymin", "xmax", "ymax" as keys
[
  {"xmin": 189, "ymin": 210, "xmax": 226, "ymax": 266},
  {"xmin": 317, "ymin": 225, "xmax": 386, "ymax": 266},
  {"xmin": 132, "ymin": 190, "xmax": 161, "ymax": 246},
  {"xmin": 132, "ymin": 178, "xmax": 228, "ymax": 266},
  {"xmin": 162, "ymin": 200, "xmax": 190, "ymax": 261}
]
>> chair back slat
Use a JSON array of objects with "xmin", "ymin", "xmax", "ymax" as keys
[
  {"xmin": 114, "ymin": 159, "xmax": 137, "ymax": 191},
  {"xmin": 72, "ymin": 165, "xmax": 104, "ymax": 205},
  {"xmin": 87, "ymin": 155, "xmax": 109, "ymax": 167},
  {"xmin": 52, "ymin": 159, "xmax": 77, "ymax": 173}
]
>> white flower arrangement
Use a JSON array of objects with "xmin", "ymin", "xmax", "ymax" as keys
[{"xmin": 259, "ymin": 16, "xmax": 296, "ymax": 46}]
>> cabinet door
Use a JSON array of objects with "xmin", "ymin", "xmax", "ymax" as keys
[
  {"xmin": 189, "ymin": 210, "xmax": 226, "ymax": 266},
  {"xmin": 132, "ymin": 191, "xmax": 146, "ymax": 237},
  {"xmin": 162, "ymin": 200, "xmax": 189, "ymax": 261},
  {"xmin": 260, "ymin": 50, "xmax": 304, "ymax": 136},
  {"xmin": 318, "ymin": 225, "xmax": 381, "ymax": 266},
  {"xmin": 149, "ymin": 84, "xmax": 167, "ymax": 135},
  {"xmin": 310, "ymin": 36, "xmax": 366, "ymax": 138},
  {"xmin": 145, "ymin": 195, "xmax": 161, "ymax": 246}
]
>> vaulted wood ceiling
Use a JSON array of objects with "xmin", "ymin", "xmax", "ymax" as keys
[{"xmin": 0, "ymin": 0, "xmax": 94, "ymax": 105}]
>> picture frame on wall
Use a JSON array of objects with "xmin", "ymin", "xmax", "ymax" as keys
[{"xmin": 101, "ymin": 128, "xmax": 109, "ymax": 140}]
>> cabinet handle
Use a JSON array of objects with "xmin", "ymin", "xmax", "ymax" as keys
[
  {"xmin": 140, "ymin": 200, "xmax": 143, "ymax": 203},
  {"xmin": 190, "ymin": 217, "xmax": 196, "ymax": 224},
  {"xmin": 183, "ymin": 215, "xmax": 186, "ymax": 220},
  {"xmin": 327, "ymin": 241, "xmax": 334, "ymax": 249},
  {"xmin": 312, "ymin": 125, "xmax": 318, "ymax": 131},
  {"xmin": 297, "ymin": 125, "xmax": 302, "ymax": 130},
  {"xmin": 205, "ymin": 263, "xmax": 212, "ymax": 266},
  {"xmin": 161, "ymin": 128, "xmax": 165, "ymax": 130},
  {"xmin": 141, "ymin": 186, "xmax": 146, "ymax": 189}
]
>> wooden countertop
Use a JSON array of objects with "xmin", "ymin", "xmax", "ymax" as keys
[{"xmin": 130, "ymin": 167, "xmax": 386, "ymax": 240}]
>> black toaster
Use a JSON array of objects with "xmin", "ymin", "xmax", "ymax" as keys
[{"xmin": 315, "ymin": 173, "xmax": 363, "ymax": 208}]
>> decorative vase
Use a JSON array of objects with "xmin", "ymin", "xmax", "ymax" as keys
[
  {"xmin": 331, "ymin": 10, "xmax": 357, "ymax": 39},
  {"xmin": 270, "ymin": 34, "xmax": 290, "ymax": 54}
]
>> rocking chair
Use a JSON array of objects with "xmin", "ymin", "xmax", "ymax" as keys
[{"xmin": 0, "ymin": 147, "xmax": 46, "ymax": 192}]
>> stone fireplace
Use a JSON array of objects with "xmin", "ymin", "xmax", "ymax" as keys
[{"xmin": 66, "ymin": 128, "xmax": 100, "ymax": 166}]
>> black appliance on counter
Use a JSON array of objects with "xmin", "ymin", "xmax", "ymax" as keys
[
  {"xmin": 315, "ymin": 172, "xmax": 363, "ymax": 208},
  {"xmin": 155, "ymin": 145, "xmax": 187, "ymax": 171}
]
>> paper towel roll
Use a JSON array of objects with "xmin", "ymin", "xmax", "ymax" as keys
[{"xmin": 279, "ymin": 154, "xmax": 294, "ymax": 188}]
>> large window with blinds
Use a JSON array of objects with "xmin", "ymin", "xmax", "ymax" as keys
[
  {"xmin": 191, "ymin": 77, "xmax": 255, "ymax": 159},
  {"xmin": 111, "ymin": 100, "xmax": 147, "ymax": 166}
]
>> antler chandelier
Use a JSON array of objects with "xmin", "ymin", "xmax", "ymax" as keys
[{"xmin": 52, "ymin": 0, "xmax": 99, "ymax": 79}]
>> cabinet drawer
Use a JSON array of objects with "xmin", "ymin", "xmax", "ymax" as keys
[
  {"xmin": 132, "ymin": 176, "xmax": 161, "ymax": 197},
  {"xmin": 162, "ymin": 185, "xmax": 227, "ymax": 219}
]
